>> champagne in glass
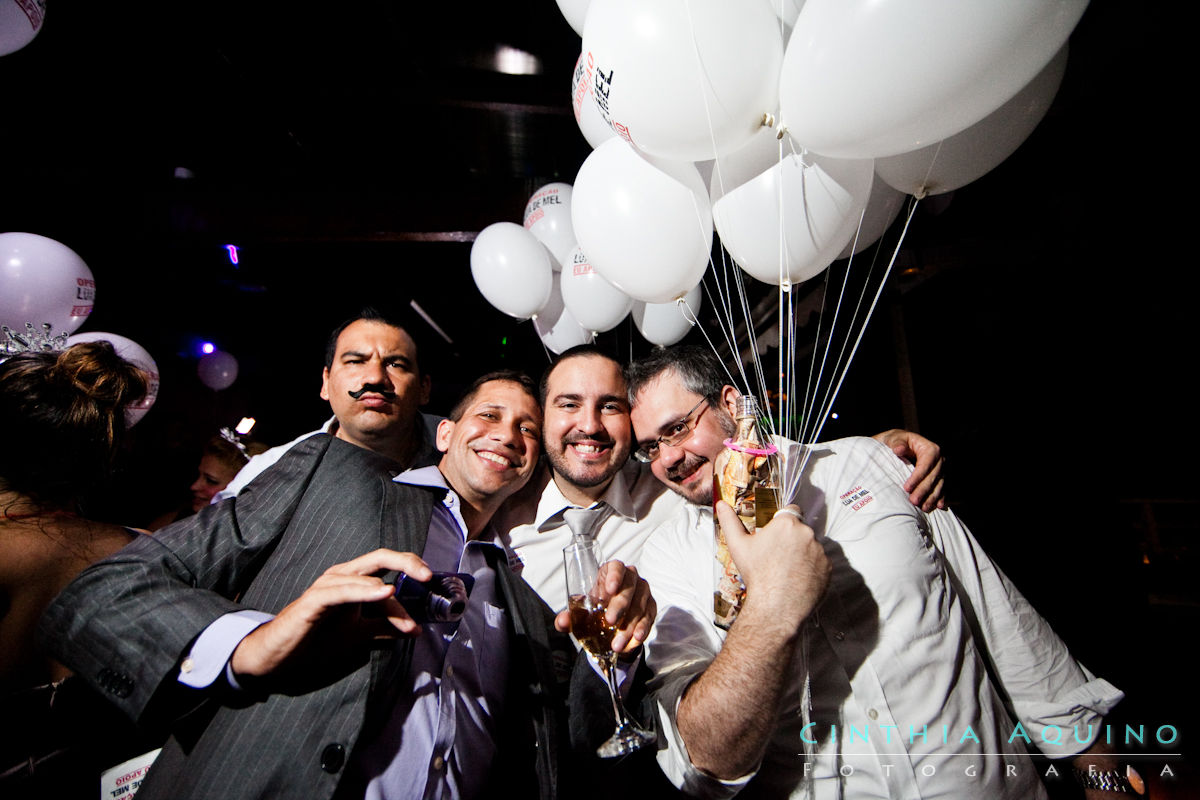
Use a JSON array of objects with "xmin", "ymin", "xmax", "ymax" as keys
[
  {"xmin": 563, "ymin": 537, "xmax": 656, "ymax": 758},
  {"xmin": 567, "ymin": 594, "xmax": 617, "ymax": 658}
]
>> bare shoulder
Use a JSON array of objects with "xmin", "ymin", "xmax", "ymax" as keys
[{"xmin": 0, "ymin": 517, "xmax": 135, "ymax": 585}]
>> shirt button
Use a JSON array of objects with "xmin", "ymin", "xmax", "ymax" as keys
[
  {"xmin": 433, "ymin": 755, "xmax": 445, "ymax": 771},
  {"xmin": 833, "ymin": 631, "xmax": 845, "ymax": 641},
  {"xmin": 180, "ymin": 658, "xmax": 194, "ymax": 674},
  {"xmin": 445, "ymin": 665, "xmax": 455, "ymax": 678},
  {"xmin": 320, "ymin": 743, "xmax": 345, "ymax": 773},
  {"xmin": 868, "ymin": 708, "xmax": 879, "ymax": 720}
]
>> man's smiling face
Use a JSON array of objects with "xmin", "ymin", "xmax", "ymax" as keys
[
  {"xmin": 630, "ymin": 370, "xmax": 735, "ymax": 506},
  {"xmin": 541, "ymin": 353, "xmax": 632, "ymax": 497},
  {"xmin": 436, "ymin": 379, "xmax": 542, "ymax": 509}
]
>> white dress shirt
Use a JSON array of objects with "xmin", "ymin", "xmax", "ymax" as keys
[
  {"xmin": 498, "ymin": 459, "xmax": 684, "ymax": 613},
  {"xmin": 639, "ymin": 436, "xmax": 1123, "ymax": 800}
]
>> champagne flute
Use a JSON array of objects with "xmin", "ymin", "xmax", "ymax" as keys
[{"xmin": 563, "ymin": 537, "xmax": 656, "ymax": 758}]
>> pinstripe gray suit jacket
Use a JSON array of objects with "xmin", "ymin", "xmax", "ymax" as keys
[{"xmin": 39, "ymin": 434, "xmax": 574, "ymax": 800}]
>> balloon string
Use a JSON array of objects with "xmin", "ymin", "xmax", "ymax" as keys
[
  {"xmin": 796, "ymin": 191, "xmax": 889, "ymax": 451},
  {"xmin": 775, "ymin": 136, "xmax": 788, "ymax": 443},
  {"xmin": 802, "ymin": 204, "xmax": 884, "ymax": 448},
  {"xmin": 796, "ymin": 191, "xmax": 855, "ymax": 449},
  {"xmin": 698, "ymin": 251, "xmax": 750, "ymax": 394},
  {"xmin": 789, "ymin": 196, "xmax": 920, "ymax": 498},
  {"xmin": 682, "ymin": 0, "xmax": 726, "ymax": 177},
  {"xmin": 533, "ymin": 316, "xmax": 555, "ymax": 364},
  {"xmin": 915, "ymin": 140, "xmax": 945, "ymax": 199},
  {"xmin": 682, "ymin": 0, "xmax": 774, "ymax": 409}
]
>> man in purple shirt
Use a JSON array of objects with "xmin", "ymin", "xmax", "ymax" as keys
[{"xmin": 41, "ymin": 371, "xmax": 653, "ymax": 800}]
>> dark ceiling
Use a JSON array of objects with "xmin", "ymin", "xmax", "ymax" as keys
[{"xmin": 0, "ymin": 2, "xmax": 1191, "ymax": 508}]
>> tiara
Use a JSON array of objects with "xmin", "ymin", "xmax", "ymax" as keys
[
  {"xmin": 1, "ymin": 322, "xmax": 72, "ymax": 361},
  {"xmin": 218, "ymin": 426, "xmax": 250, "ymax": 458}
]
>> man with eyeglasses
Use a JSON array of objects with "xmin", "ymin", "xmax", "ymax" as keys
[
  {"xmin": 493, "ymin": 344, "xmax": 946, "ymax": 797},
  {"xmin": 626, "ymin": 345, "xmax": 1128, "ymax": 800},
  {"xmin": 497, "ymin": 344, "xmax": 944, "ymax": 631}
]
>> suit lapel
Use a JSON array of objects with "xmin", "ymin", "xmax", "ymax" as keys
[{"xmin": 364, "ymin": 479, "xmax": 439, "ymax": 731}]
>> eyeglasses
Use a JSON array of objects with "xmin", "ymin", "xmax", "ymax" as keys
[{"xmin": 633, "ymin": 398, "xmax": 708, "ymax": 463}]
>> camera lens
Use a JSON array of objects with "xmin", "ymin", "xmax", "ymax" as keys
[
  {"xmin": 425, "ymin": 576, "xmax": 468, "ymax": 622},
  {"xmin": 396, "ymin": 573, "xmax": 471, "ymax": 623}
]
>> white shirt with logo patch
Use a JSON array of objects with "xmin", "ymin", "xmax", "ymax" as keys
[{"xmin": 639, "ymin": 436, "xmax": 1122, "ymax": 800}]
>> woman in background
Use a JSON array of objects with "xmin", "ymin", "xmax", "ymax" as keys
[
  {"xmin": 0, "ymin": 340, "xmax": 151, "ymax": 790},
  {"xmin": 147, "ymin": 428, "xmax": 267, "ymax": 530}
]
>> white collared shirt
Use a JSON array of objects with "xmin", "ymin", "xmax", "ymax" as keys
[
  {"xmin": 498, "ymin": 459, "xmax": 684, "ymax": 612},
  {"xmin": 639, "ymin": 436, "xmax": 1123, "ymax": 800}
]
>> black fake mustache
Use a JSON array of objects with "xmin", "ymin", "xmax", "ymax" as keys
[{"xmin": 348, "ymin": 384, "xmax": 397, "ymax": 401}]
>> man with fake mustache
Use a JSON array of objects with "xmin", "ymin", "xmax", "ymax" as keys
[
  {"xmin": 42, "ymin": 371, "xmax": 655, "ymax": 800},
  {"xmin": 217, "ymin": 306, "xmax": 440, "ymax": 498}
]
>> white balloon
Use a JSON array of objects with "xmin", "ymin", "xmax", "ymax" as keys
[
  {"xmin": 838, "ymin": 178, "xmax": 907, "ymax": 259},
  {"xmin": 470, "ymin": 222, "xmax": 554, "ymax": 319},
  {"xmin": 197, "ymin": 350, "xmax": 239, "ymax": 391},
  {"xmin": 769, "ymin": 0, "xmax": 805, "ymax": 27},
  {"xmin": 67, "ymin": 331, "xmax": 160, "ymax": 426},
  {"xmin": 711, "ymin": 132, "xmax": 874, "ymax": 286},
  {"xmin": 572, "ymin": 139, "xmax": 713, "ymax": 304},
  {"xmin": 633, "ymin": 282, "xmax": 704, "ymax": 347},
  {"xmin": 0, "ymin": 0, "xmax": 45, "ymax": 57},
  {"xmin": 779, "ymin": 0, "xmax": 1088, "ymax": 158},
  {"xmin": 581, "ymin": 0, "xmax": 784, "ymax": 161},
  {"xmin": 560, "ymin": 246, "xmax": 632, "ymax": 333},
  {"xmin": 0, "ymin": 232, "xmax": 94, "ymax": 336},
  {"xmin": 876, "ymin": 46, "xmax": 1069, "ymax": 197},
  {"xmin": 571, "ymin": 51, "xmax": 618, "ymax": 150},
  {"xmin": 533, "ymin": 272, "xmax": 593, "ymax": 354},
  {"xmin": 523, "ymin": 182, "xmax": 577, "ymax": 266},
  {"xmin": 555, "ymin": 0, "xmax": 590, "ymax": 36}
]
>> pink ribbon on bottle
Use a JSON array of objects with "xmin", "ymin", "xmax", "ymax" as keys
[{"xmin": 723, "ymin": 438, "xmax": 778, "ymax": 456}]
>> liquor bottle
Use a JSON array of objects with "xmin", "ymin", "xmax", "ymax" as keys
[{"xmin": 712, "ymin": 394, "xmax": 779, "ymax": 629}]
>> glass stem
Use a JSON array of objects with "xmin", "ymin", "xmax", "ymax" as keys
[{"xmin": 601, "ymin": 652, "xmax": 632, "ymax": 728}]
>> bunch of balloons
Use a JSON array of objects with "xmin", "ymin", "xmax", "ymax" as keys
[
  {"xmin": 480, "ymin": 0, "xmax": 1087, "ymax": 353},
  {"xmin": 470, "ymin": 178, "xmax": 704, "ymax": 351},
  {"xmin": 544, "ymin": 0, "xmax": 1085, "ymax": 300}
]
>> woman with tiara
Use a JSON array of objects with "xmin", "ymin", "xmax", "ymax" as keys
[{"xmin": 0, "ymin": 339, "xmax": 153, "ymax": 792}]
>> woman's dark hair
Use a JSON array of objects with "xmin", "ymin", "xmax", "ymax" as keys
[{"xmin": 0, "ymin": 341, "xmax": 148, "ymax": 510}]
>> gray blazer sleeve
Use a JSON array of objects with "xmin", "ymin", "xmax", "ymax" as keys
[{"xmin": 37, "ymin": 434, "xmax": 335, "ymax": 725}]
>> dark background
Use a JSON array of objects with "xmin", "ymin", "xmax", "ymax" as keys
[{"xmin": 2, "ymin": 0, "xmax": 1194, "ymax": 783}]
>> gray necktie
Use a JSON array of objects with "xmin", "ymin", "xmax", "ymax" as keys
[{"xmin": 562, "ymin": 503, "xmax": 613, "ymax": 553}]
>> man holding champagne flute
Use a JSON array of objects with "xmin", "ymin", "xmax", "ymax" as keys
[{"xmin": 626, "ymin": 345, "xmax": 1130, "ymax": 800}]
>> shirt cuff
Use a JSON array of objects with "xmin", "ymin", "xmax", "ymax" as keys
[
  {"xmin": 656, "ymin": 690, "xmax": 755, "ymax": 798},
  {"xmin": 178, "ymin": 610, "xmax": 274, "ymax": 689},
  {"xmin": 1025, "ymin": 675, "xmax": 1126, "ymax": 758}
]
